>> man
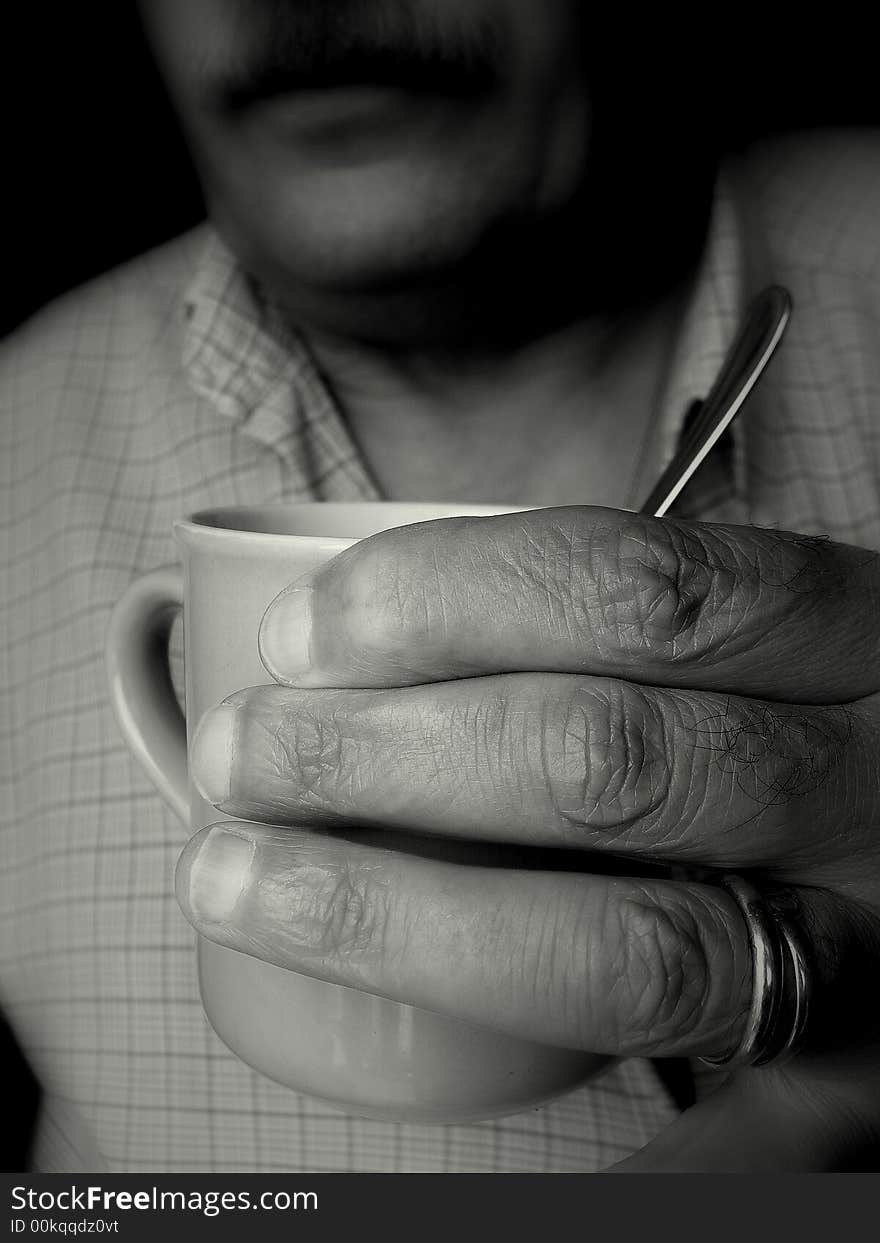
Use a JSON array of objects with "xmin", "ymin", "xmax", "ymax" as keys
[{"xmin": 2, "ymin": 0, "xmax": 880, "ymax": 1171}]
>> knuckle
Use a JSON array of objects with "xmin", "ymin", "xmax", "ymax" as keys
[
  {"xmin": 584, "ymin": 518, "xmax": 745, "ymax": 664},
  {"xmin": 252, "ymin": 700, "xmax": 368, "ymax": 820},
  {"xmin": 547, "ymin": 682, "xmax": 672, "ymax": 836},
  {"xmin": 304, "ymin": 862, "xmax": 390, "ymax": 961},
  {"xmin": 225, "ymin": 689, "xmax": 374, "ymax": 822},
  {"xmin": 612, "ymin": 895, "xmax": 714, "ymax": 1052},
  {"xmin": 273, "ymin": 707, "xmax": 345, "ymax": 796},
  {"xmin": 337, "ymin": 534, "xmax": 458, "ymax": 679},
  {"xmin": 312, "ymin": 538, "xmax": 419, "ymax": 677}
]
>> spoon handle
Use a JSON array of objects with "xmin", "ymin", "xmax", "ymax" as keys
[{"xmin": 639, "ymin": 285, "xmax": 792, "ymax": 518}]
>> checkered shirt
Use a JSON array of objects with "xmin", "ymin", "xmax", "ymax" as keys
[{"xmin": 2, "ymin": 129, "xmax": 880, "ymax": 1172}]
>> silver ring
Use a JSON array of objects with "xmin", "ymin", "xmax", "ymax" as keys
[{"xmin": 698, "ymin": 874, "xmax": 811, "ymax": 1070}]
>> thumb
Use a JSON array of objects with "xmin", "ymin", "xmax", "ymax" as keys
[{"xmin": 609, "ymin": 1069, "xmax": 846, "ymax": 1172}]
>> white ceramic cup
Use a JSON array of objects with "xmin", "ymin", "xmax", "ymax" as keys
[{"xmin": 105, "ymin": 503, "xmax": 608, "ymax": 1121}]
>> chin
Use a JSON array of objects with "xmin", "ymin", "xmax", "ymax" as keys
[
  {"xmin": 204, "ymin": 193, "xmax": 512, "ymax": 350},
  {"xmin": 233, "ymin": 251, "xmax": 503, "ymax": 348},
  {"xmin": 220, "ymin": 155, "xmax": 510, "ymax": 292}
]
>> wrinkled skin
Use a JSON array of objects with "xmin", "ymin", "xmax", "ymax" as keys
[{"xmin": 179, "ymin": 508, "xmax": 880, "ymax": 1170}]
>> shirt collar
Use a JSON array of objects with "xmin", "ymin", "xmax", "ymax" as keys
[
  {"xmin": 652, "ymin": 172, "xmax": 749, "ymax": 493},
  {"xmin": 181, "ymin": 228, "xmax": 314, "ymax": 428},
  {"xmin": 180, "ymin": 171, "xmax": 750, "ymax": 500},
  {"xmin": 180, "ymin": 228, "xmax": 381, "ymax": 500}
]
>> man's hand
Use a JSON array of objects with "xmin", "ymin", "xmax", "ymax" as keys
[{"xmin": 177, "ymin": 507, "xmax": 880, "ymax": 1169}]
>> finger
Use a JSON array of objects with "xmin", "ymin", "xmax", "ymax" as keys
[
  {"xmin": 175, "ymin": 821, "xmax": 751, "ymax": 1058},
  {"xmin": 257, "ymin": 507, "xmax": 880, "ymax": 701},
  {"xmin": 190, "ymin": 677, "xmax": 878, "ymax": 873}
]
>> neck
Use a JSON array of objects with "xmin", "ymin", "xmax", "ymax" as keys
[{"xmin": 303, "ymin": 282, "xmax": 690, "ymax": 508}]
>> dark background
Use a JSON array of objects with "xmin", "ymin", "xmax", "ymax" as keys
[
  {"xmin": 5, "ymin": 7, "xmax": 880, "ymax": 338},
  {"xmin": 5, "ymin": 6, "xmax": 204, "ymax": 339}
]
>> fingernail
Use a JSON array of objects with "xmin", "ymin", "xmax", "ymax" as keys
[
  {"xmin": 191, "ymin": 704, "xmax": 237, "ymax": 805},
  {"xmin": 259, "ymin": 581, "xmax": 313, "ymax": 683},
  {"xmin": 186, "ymin": 826, "xmax": 255, "ymax": 925}
]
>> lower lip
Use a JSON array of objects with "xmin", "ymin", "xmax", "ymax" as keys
[{"xmin": 251, "ymin": 86, "xmax": 461, "ymax": 155}]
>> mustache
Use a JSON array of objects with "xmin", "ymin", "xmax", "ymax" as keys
[{"xmin": 214, "ymin": 0, "xmax": 506, "ymax": 110}]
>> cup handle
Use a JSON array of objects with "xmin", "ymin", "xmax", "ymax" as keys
[{"xmin": 105, "ymin": 565, "xmax": 189, "ymax": 825}]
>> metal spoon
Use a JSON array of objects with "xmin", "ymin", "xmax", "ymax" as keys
[{"xmin": 639, "ymin": 285, "xmax": 792, "ymax": 517}]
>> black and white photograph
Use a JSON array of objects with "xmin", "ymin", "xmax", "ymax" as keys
[{"xmin": 3, "ymin": 0, "xmax": 880, "ymax": 1202}]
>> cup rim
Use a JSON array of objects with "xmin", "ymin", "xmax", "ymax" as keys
[{"xmin": 172, "ymin": 502, "xmax": 532, "ymax": 551}]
